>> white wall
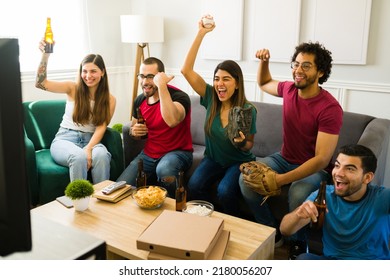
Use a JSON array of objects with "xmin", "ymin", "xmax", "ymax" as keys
[{"xmin": 20, "ymin": 0, "xmax": 390, "ymax": 184}]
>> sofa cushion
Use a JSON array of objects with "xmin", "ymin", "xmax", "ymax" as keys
[
  {"xmin": 333, "ymin": 112, "xmax": 374, "ymax": 160},
  {"xmin": 252, "ymin": 102, "xmax": 283, "ymax": 157},
  {"xmin": 190, "ymin": 95, "xmax": 206, "ymax": 146},
  {"xmin": 23, "ymin": 100, "xmax": 66, "ymax": 150},
  {"xmin": 35, "ymin": 149, "xmax": 70, "ymax": 203}
]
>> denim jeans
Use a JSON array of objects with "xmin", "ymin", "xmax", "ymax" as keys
[
  {"xmin": 239, "ymin": 152, "xmax": 330, "ymax": 239},
  {"xmin": 50, "ymin": 127, "xmax": 111, "ymax": 183},
  {"xmin": 117, "ymin": 150, "xmax": 193, "ymax": 198},
  {"xmin": 187, "ymin": 156, "xmax": 243, "ymax": 217}
]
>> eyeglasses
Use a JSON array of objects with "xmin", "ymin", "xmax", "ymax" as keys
[
  {"xmin": 290, "ymin": 61, "xmax": 314, "ymax": 72},
  {"xmin": 137, "ymin": 74, "xmax": 155, "ymax": 80}
]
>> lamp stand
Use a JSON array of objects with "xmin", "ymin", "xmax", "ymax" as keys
[{"xmin": 131, "ymin": 43, "xmax": 149, "ymax": 120}]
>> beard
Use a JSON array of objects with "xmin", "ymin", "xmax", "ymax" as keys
[
  {"xmin": 294, "ymin": 74, "xmax": 317, "ymax": 90},
  {"xmin": 142, "ymin": 84, "xmax": 158, "ymax": 98},
  {"xmin": 334, "ymin": 180, "xmax": 363, "ymax": 198}
]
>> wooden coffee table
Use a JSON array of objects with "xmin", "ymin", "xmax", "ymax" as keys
[{"xmin": 32, "ymin": 181, "xmax": 275, "ymax": 260}]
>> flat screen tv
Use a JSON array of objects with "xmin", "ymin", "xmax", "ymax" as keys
[{"xmin": 0, "ymin": 38, "xmax": 32, "ymax": 256}]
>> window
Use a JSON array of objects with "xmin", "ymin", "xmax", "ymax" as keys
[{"xmin": 0, "ymin": 0, "xmax": 88, "ymax": 72}]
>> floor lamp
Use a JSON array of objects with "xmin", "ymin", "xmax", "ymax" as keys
[{"xmin": 120, "ymin": 15, "xmax": 164, "ymax": 120}]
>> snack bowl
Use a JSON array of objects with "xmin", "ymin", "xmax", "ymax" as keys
[
  {"xmin": 182, "ymin": 200, "xmax": 214, "ymax": 217},
  {"xmin": 132, "ymin": 186, "xmax": 167, "ymax": 209}
]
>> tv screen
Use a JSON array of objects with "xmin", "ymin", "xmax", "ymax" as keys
[{"xmin": 0, "ymin": 38, "xmax": 32, "ymax": 256}]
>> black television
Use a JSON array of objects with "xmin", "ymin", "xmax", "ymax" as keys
[{"xmin": 0, "ymin": 38, "xmax": 32, "ymax": 256}]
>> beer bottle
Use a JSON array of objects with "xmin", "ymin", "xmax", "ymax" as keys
[
  {"xmin": 312, "ymin": 181, "xmax": 327, "ymax": 230},
  {"xmin": 136, "ymin": 108, "xmax": 145, "ymax": 124},
  {"xmin": 135, "ymin": 159, "xmax": 147, "ymax": 188},
  {"xmin": 136, "ymin": 108, "xmax": 147, "ymax": 139},
  {"xmin": 44, "ymin": 17, "xmax": 54, "ymax": 53},
  {"xmin": 175, "ymin": 171, "xmax": 187, "ymax": 212}
]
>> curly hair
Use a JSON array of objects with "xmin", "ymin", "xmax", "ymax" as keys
[{"xmin": 291, "ymin": 42, "xmax": 333, "ymax": 84}]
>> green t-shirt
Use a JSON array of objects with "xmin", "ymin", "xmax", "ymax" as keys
[{"xmin": 201, "ymin": 84, "xmax": 257, "ymax": 167}]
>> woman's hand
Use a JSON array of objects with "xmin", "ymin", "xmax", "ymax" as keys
[
  {"xmin": 38, "ymin": 38, "xmax": 55, "ymax": 54},
  {"xmin": 198, "ymin": 15, "xmax": 216, "ymax": 34},
  {"xmin": 84, "ymin": 147, "xmax": 93, "ymax": 170},
  {"xmin": 233, "ymin": 131, "xmax": 246, "ymax": 145}
]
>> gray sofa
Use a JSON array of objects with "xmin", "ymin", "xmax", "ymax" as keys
[{"xmin": 123, "ymin": 94, "xmax": 390, "ymax": 250}]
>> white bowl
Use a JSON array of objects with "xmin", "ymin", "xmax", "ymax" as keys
[{"xmin": 183, "ymin": 200, "xmax": 214, "ymax": 216}]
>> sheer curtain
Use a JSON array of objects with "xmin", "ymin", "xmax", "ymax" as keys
[{"xmin": 0, "ymin": 0, "xmax": 89, "ymax": 72}]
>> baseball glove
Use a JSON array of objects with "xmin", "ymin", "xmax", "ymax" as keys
[
  {"xmin": 240, "ymin": 161, "xmax": 280, "ymax": 204},
  {"xmin": 226, "ymin": 106, "xmax": 253, "ymax": 147}
]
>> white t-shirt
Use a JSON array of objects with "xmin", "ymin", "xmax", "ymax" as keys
[{"xmin": 60, "ymin": 100, "xmax": 95, "ymax": 133}]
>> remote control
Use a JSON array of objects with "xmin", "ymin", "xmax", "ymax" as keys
[{"xmin": 102, "ymin": 181, "xmax": 127, "ymax": 195}]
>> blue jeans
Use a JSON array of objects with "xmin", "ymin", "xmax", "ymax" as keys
[
  {"xmin": 117, "ymin": 150, "xmax": 193, "ymax": 198},
  {"xmin": 50, "ymin": 127, "xmax": 111, "ymax": 183},
  {"xmin": 239, "ymin": 153, "xmax": 330, "ymax": 239},
  {"xmin": 187, "ymin": 156, "xmax": 242, "ymax": 217}
]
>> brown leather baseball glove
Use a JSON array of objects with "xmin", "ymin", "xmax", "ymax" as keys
[
  {"xmin": 226, "ymin": 106, "xmax": 253, "ymax": 147},
  {"xmin": 240, "ymin": 161, "xmax": 281, "ymax": 204}
]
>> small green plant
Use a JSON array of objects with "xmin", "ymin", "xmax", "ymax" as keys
[
  {"xmin": 112, "ymin": 123, "xmax": 123, "ymax": 134},
  {"xmin": 65, "ymin": 179, "xmax": 94, "ymax": 200}
]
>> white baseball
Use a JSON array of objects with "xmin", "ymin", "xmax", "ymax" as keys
[{"xmin": 202, "ymin": 17, "xmax": 214, "ymax": 28}]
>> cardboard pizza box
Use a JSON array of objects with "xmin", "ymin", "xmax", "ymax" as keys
[
  {"xmin": 147, "ymin": 229, "xmax": 230, "ymax": 260},
  {"xmin": 137, "ymin": 210, "xmax": 224, "ymax": 259}
]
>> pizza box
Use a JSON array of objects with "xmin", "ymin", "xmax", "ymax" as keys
[
  {"xmin": 137, "ymin": 210, "xmax": 224, "ymax": 260},
  {"xmin": 147, "ymin": 229, "xmax": 230, "ymax": 260}
]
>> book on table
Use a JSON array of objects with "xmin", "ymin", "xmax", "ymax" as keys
[{"xmin": 93, "ymin": 180, "xmax": 134, "ymax": 203}]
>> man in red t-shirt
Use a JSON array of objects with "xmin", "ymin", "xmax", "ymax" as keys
[
  {"xmin": 239, "ymin": 42, "xmax": 343, "ymax": 259},
  {"xmin": 117, "ymin": 57, "xmax": 193, "ymax": 197}
]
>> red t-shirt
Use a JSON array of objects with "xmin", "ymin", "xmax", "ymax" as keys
[
  {"xmin": 278, "ymin": 82, "xmax": 343, "ymax": 171},
  {"xmin": 133, "ymin": 86, "xmax": 193, "ymax": 159}
]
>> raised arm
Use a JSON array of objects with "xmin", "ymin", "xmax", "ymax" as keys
[
  {"xmin": 255, "ymin": 49, "xmax": 279, "ymax": 96},
  {"xmin": 35, "ymin": 40, "xmax": 74, "ymax": 95},
  {"xmin": 181, "ymin": 18, "xmax": 215, "ymax": 97},
  {"xmin": 154, "ymin": 72, "xmax": 186, "ymax": 128}
]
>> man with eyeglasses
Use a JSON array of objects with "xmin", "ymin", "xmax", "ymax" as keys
[
  {"xmin": 117, "ymin": 57, "xmax": 193, "ymax": 197},
  {"xmin": 239, "ymin": 42, "xmax": 343, "ymax": 259}
]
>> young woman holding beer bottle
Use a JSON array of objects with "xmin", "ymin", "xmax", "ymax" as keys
[{"xmin": 35, "ymin": 39, "xmax": 116, "ymax": 183}]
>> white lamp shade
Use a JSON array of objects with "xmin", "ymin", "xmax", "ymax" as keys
[{"xmin": 120, "ymin": 15, "xmax": 164, "ymax": 43}]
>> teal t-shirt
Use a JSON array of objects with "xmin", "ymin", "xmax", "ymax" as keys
[
  {"xmin": 200, "ymin": 84, "xmax": 257, "ymax": 167},
  {"xmin": 307, "ymin": 185, "xmax": 390, "ymax": 259}
]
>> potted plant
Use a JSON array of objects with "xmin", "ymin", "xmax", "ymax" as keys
[
  {"xmin": 112, "ymin": 123, "xmax": 124, "ymax": 142},
  {"xmin": 112, "ymin": 123, "xmax": 123, "ymax": 134},
  {"xmin": 64, "ymin": 179, "xmax": 94, "ymax": 211}
]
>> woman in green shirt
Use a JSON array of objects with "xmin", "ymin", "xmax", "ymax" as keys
[{"xmin": 181, "ymin": 16, "xmax": 257, "ymax": 217}]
